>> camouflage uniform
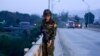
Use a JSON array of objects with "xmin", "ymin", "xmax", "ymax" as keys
[{"xmin": 41, "ymin": 19, "xmax": 57, "ymax": 56}]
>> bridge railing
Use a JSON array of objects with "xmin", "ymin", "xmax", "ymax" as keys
[{"xmin": 24, "ymin": 35, "xmax": 43, "ymax": 56}]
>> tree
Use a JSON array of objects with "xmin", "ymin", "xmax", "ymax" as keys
[
  {"xmin": 0, "ymin": 22, "xmax": 4, "ymax": 32},
  {"xmin": 30, "ymin": 15, "xmax": 41, "ymax": 25},
  {"xmin": 52, "ymin": 14, "xmax": 59, "ymax": 24},
  {"xmin": 74, "ymin": 15, "xmax": 80, "ymax": 23},
  {"xmin": 84, "ymin": 12, "xmax": 95, "ymax": 24},
  {"xmin": 0, "ymin": 10, "xmax": 42, "ymax": 56},
  {"xmin": 60, "ymin": 12, "xmax": 68, "ymax": 22},
  {"xmin": 15, "ymin": 19, "xmax": 20, "ymax": 26}
]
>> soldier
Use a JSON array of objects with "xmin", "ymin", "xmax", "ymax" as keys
[{"xmin": 41, "ymin": 9, "xmax": 57, "ymax": 56}]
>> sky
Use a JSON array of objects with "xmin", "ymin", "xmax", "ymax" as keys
[{"xmin": 0, "ymin": 0, "xmax": 100, "ymax": 15}]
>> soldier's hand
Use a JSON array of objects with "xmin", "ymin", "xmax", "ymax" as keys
[
  {"xmin": 47, "ymin": 40, "xmax": 52, "ymax": 48},
  {"xmin": 54, "ymin": 24, "xmax": 57, "ymax": 28}
]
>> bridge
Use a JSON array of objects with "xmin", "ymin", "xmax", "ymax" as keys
[{"xmin": 24, "ymin": 28, "xmax": 100, "ymax": 56}]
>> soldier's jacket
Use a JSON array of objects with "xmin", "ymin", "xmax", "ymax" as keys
[{"xmin": 41, "ymin": 19, "xmax": 57, "ymax": 43}]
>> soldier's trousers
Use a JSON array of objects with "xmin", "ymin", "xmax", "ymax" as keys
[{"xmin": 42, "ymin": 41, "xmax": 54, "ymax": 56}]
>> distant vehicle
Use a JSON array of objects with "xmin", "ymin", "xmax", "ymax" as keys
[
  {"xmin": 66, "ymin": 21, "xmax": 82, "ymax": 28},
  {"xmin": 67, "ymin": 21, "xmax": 75, "ymax": 28},
  {"xmin": 74, "ymin": 22, "xmax": 82, "ymax": 28}
]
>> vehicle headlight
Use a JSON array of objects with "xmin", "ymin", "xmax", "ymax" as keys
[
  {"xmin": 78, "ymin": 24, "xmax": 81, "ymax": 27},
  {"xmin": 66, "ymin": 23, "xmax": 68, "ymax": 26}
]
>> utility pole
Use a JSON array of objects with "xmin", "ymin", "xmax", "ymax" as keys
[
  {"xmin": 51, "ymin": 0, "xmax": 53, "ymax": 12},
  {"xmin": 82, "ymin": 0, "xmax": 90, "ymax": 27},
  {"xmin": 48, "ymin": 0, "xmax": 51, "ymax": 10},
  {"xmin": 51, "ymin": 0, "xmax": 60, "ymax": 13},
  {"xmin": 48, "ymin": 0, "xmax": 60, "ymax": 12}
]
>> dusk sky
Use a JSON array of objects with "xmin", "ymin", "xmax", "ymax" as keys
[{"xmin": 0, "ymin": 0, "xmax": 100, "ymax": 15}]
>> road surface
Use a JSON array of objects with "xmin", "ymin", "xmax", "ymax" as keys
[{"xmin": 54, "ymin": 28, "xmax": 100, "ymax": 56}]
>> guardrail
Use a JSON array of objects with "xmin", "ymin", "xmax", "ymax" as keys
[
  {"xmin": 24, "ymin": 35, "xmax": 43, "ymax": 56},
  {"xmin": 88, "ymin": 24, "xmax": 100, "ymax": 28}
]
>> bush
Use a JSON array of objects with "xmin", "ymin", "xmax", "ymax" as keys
[
  {"xmin": 0, "ymin": 24, "xmax": 41, "ymax": 56},
  {"xmin": 0, "ymin": 33, "xmax": 23, "ymax": 56},
  {"xmin": 0, "ymin": 53, "xmax": 6, "ymax": 56}
]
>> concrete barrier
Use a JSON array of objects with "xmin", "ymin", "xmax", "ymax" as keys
[{"xmin": 24, "ymin": 35, "xmax": 43, "ymax": 56}]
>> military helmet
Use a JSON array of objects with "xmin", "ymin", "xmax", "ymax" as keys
[{"xmin": 43, "ymin": 9, "xmax": 52, "ymax": 17}]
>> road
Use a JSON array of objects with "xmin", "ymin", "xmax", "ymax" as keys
[{"xmin": 54, "ymin": 28, "xmax": 100, "ymax": 56}]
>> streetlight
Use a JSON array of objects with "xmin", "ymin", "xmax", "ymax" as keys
[{"xmin": 82, "ymin": 0, "xmax": 90, "ymax": 12}]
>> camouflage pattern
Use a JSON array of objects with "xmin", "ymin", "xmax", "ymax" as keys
[{"xmin": 41, "ymin": 19, "xmax": 57, "ymax": 56}]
